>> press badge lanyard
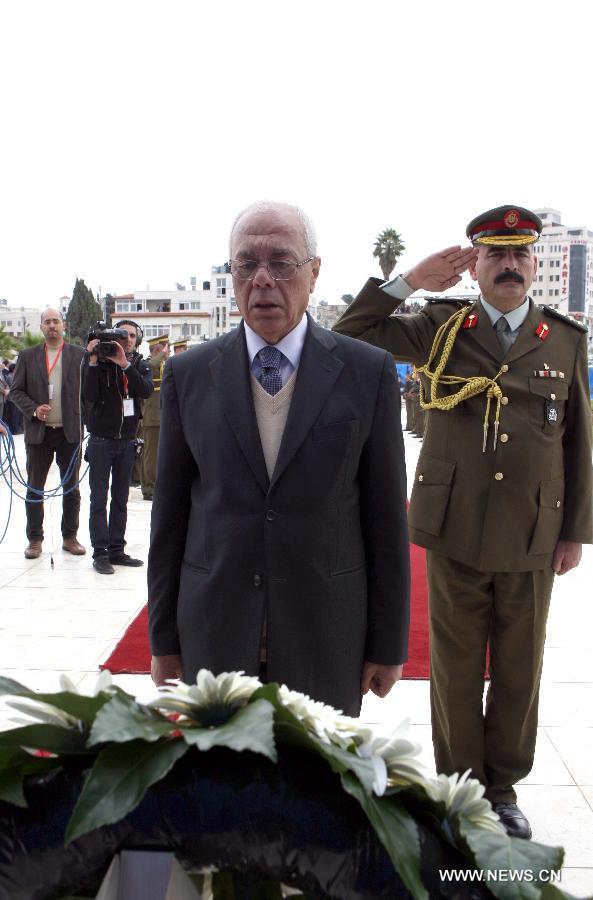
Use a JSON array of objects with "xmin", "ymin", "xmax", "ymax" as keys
[
  {"xmin": 45, "ymin": 341, "xmax": 64, "ymax": 401},
  {"xmin": 122, "ymin": 370, "xmax": 134, "ymax": 416}
]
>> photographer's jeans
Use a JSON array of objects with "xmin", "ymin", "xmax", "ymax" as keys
[{"xmin": 87, "ymin": 436, "xmax": 136, "ymax": 558}]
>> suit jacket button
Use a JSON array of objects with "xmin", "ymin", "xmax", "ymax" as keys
[
  {"xmin": 253, "ymin": 574, "xmax": 263, "ymax": 587},
  {"xmin": 265, "ymin": 509, "xmax": 277, "ymax": 522},
  {"xmin": 494, "ymin": 472, "xmax": 504, "ymax": 481}
]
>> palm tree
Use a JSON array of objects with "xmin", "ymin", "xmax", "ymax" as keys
[{"xmin": 373, "ymin": 228, "xmax": 405, "ymax": 282}]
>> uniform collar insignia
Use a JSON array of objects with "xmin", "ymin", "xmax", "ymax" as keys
[
  {"xmin": 536, "ymin": 322, "xmax": 550, "ymax": 341},
  {"xmin": 462, "ymin": 312, "xmax": 478, "ymax": 329}
]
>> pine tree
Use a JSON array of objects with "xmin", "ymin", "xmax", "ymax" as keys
[{"xmin": 66, "ymin": 278, "xmax": 102, "ymax": 344}]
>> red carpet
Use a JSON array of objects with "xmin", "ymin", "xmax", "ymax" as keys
[{"xmin": 101, "ymin": 544, "xmax": 430, "ymax": 679}]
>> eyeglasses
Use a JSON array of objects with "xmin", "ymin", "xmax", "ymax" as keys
[{"xmin": 230, "ymin": 256, "xmax": 316, "ymax": 281}]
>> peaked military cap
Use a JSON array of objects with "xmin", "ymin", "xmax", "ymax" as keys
[
  {"xmin": 466, "ymin": 205, "xmax": 542, "ymax": 246},
  {"xmin": 172, "ymin": 339, "xmax": 188, "ymax": 351},
  {"xmin": 147, "ymin": 334, "xmax": 169, "ymax": 347}
]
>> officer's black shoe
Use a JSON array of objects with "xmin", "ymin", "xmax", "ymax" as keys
[
  {"xmin": 109, "ymin": 553, "xmax": 144, "ymax": 567},
  {"xmin": 491, "ymin": 803, "xmax": 532, "ymax": 840},
  {"xmin": 93, "ymin": 556, "xmax": 115, "ymax": 575}
]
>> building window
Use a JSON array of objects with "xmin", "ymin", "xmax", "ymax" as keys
[
  {"xmin": 144, "ymin": 325, "xmax": 171, "ymax": 339},
  {"xmin": 216, "ymin": 278, "xmax": 226, "ymax": 298}
]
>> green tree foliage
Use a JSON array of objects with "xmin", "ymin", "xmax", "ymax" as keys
[
  {"xmin": 373, "ymin": 228, "xmax": 406, "ymax": 282},
  {"xmin": 341, "ymin": 294, "xmax": 355, "ymax": 306},
  {"xmin": 0, "ymin": 325, "xmax": 19, "ymax": 358},
  {"xmin": 66, "ymin": 278, "xmax": 102, "ymax": 345},
  {"xmin": 15, "ymin": 330, "xmax": 45, "ymax": 351},
  {"xmin": 104, "ymin": 293, "xmax": 116, "ymax": 326}
]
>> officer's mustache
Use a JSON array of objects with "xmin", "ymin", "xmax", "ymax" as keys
[{"xmin": 494, "ymin": 271, "xmax": 524, "ymax": 285}]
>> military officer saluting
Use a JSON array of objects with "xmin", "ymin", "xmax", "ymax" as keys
[
  {"xmin": 141, "ymin": 335, "xmax": 170, "ymax": 501},
  {"xmin": 334, "ymin": 206, "xmax": 592, "ymax": 840}
]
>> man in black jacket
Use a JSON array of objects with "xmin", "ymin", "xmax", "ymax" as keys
[{"xmin": 82, "ymin": 322, "xmax": 153, "ymax": 574}]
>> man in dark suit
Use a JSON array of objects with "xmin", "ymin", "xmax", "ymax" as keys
[
  {"xmin": 10, "ymin": 309, "xmax": 86, "ymax": 559},
  {"xmin": 147, "ymin": 202, "xmax": 410, "ymax": 716}
]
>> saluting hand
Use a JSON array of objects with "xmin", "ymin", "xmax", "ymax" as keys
[{"xmin": 403, "ymin": 245, "xmax": 478, "ymax": 292}]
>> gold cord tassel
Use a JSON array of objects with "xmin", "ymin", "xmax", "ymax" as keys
[{"xmin": 415, "ymin": 305, "xmax": 505, "ymax": 452}]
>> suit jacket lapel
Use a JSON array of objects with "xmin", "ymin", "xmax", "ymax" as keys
[
  {"xmin": 36, "ymin": 343, "xmax": 48, "ymax": 394},
  {"xmin": 270, "ymin": 318, "xmax": 343, "ymax": 491},
  {"xmin": 209, "ymin": 324, "xmax": 269, "ymax": 495}
]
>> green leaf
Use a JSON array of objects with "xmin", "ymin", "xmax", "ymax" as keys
[
  {"xmin": 0, "ymin": 675, "xmax": 119, "ymax": 727},
  {"xmin": 540, "ymin": 885, "xmax": 583, "ymax": 899},
  {"xmin": 341, "ymin": 771, "xmax": 427, "ymax": 900},
  {"xmin": 458, "ymin": 816, "xmax": 564, "ymax": 899},
  {"xmin": 0, "ymin": 752, "xmax": 66, "ymax": 807},
  {"xmin": 89, "ymin": 693, "xmax": 174, "ymax": 746},
  {"xmin": 0, "ymin": 766, "xmax": 27, "ymax": 806},
  {"xmin": 180, "ymin": 699, "xmax": 277, "ymax": 762},
  {"xmin": 65, "ymin": 738, "xmax": 188, "ymax": 844},
  {"xmin": 0, "ymin": 723, "xmax": 87, "ymax": 754}
]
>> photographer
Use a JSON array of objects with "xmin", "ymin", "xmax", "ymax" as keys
[{"xmin": 83, "ymin": 320, "xmax": 153, "ymax": 574}]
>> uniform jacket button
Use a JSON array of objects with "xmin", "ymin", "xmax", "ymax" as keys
[
  {"xmin": 500, "ymin": 396, "xmax": 509, "ymax": 406},
  {"xmin": 500, "ymin": 433, "xmax": 509, "ymax": 443},
  {"xmin": 494, "ymin": 472, "xmax": 504, "ymax": 481},
  {"xmin": 501, "ymin": 364, "xmax": 509, "ymax": 373},
  {"xmin": 253, "ymin": 574, "xmax": 263, "ymax": 587},
  {"xmin": 265, "ymin": 509, "xmax": 277, "ymax": 522}
]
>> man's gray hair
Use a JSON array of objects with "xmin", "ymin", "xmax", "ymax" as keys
[{"xmin": 229, "ymin": 201, "xmax": 318, "ymax": 257}]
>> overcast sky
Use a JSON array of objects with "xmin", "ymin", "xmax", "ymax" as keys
[{"xmin": 1, "ymin": 0, "xmax": 592, "ymax": 312}]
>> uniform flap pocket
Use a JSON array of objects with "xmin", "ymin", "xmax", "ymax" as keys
[
  {"xmin": 539, "ymin": 478, "xmax": 565, "ymax": 509},
  {"xmin": 312, "ymin": 419, "xmax": 358, "ymax": 441},
  {"xmin": 528, "ymin": 378, "xmax": 568, "ymax": 400},
  {"xmin": 414, "ymin": 454, "xmax": 456, "ymax": 486}
]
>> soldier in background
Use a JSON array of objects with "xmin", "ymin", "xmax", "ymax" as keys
[
  {"xmin": 141, "ymin": 335, "xmax": 169, "ymax": 501},
  {"xmin": 172, "ymin": 339, "xmax": 188, "ymax": 354},
  {"xmin": 402, "ymin": 370, "xmax": 414, "ymax": 431}
]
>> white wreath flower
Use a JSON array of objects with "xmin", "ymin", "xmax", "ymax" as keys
[
  {"xmin": 148, "ymin": 670, "xmax": 263, "ymax": 720},
  {"xmin": 425, "ymin": 770, "xmax": 504, "ymax": 833}
]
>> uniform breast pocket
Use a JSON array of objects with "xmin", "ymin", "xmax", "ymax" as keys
[{"xmin": 528, "ymin": 378, "xmax": 568, "ymax": 433}]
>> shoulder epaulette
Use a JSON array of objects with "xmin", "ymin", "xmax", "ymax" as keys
[
  {"xmin": 541, "ymin": 306, "xmax": 588, "ymax": 332},
  {"xmin": 426, "ymin": 297, "xmax": 473, "ymax": 307}
]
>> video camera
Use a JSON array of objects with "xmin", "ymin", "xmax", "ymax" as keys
[{"xmin": 87, "ymin": 322, "xmax": 130, "ymax": 360}]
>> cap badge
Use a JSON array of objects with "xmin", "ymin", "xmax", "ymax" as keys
[
  {"xmin": 536, "ymin": 322, "xmax": 550, "ymax": 341},
  {"xmin": 462, "ymin": 313, "xmax": 478, "ymax": 329},
  {"xmin": 503, "ymin": 209, "xmax": 520, "ymax": 228}
]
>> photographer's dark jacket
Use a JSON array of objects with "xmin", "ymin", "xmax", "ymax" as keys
[{"xmin": 82, "ymin": 353, "xmax": 153, "ymax": 439}]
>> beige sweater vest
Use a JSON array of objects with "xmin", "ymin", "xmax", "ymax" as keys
[{"xmin": 250, "ymin": 371, "xmax": 297, "ymax": 479}]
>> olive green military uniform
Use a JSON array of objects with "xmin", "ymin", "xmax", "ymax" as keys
[
  {"xmin": 334, "ymin": 280, "xmax": 592, "ymax": 802},
  {"xmin": 141, "ymin": 351, "xmax": 166, "ymax": 500}
]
